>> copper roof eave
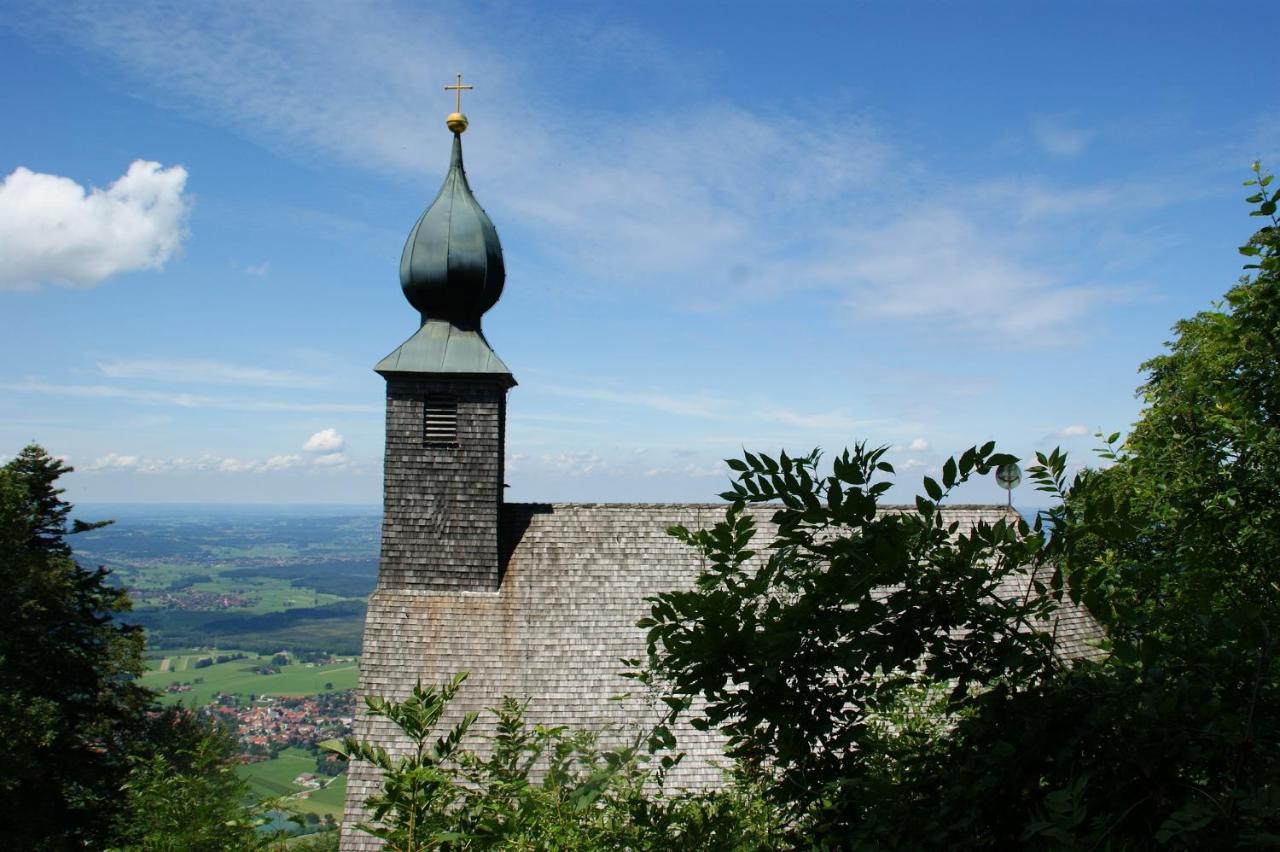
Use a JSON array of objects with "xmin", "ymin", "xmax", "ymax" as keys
[
  {"xmin": 376, "ymin": 370, "xmax": 517, "ymax": 387},
  {"xmin": 374, "ymin": 320, "xmax": 516, "ymax": 386}
]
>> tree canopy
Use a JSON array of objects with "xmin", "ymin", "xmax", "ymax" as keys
[
  {"xmin": 631, "ymin": 166, "xmax": 1280, "ymax": 847},
  {"xmin": 0, "ymin": 445, "xmax": 152, "ymax": 848},
  {"xmin": 0, "ymin": 445, "xmax": 270, "ymax": 850}
]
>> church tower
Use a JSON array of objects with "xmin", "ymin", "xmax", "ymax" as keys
[
  {"xmin": 342, "ymin": 79, "xmax": 1110, "ymax": 850},
  {"xmin": 374, "ymin": 83, "xmax": 514, "ymax": 592}
]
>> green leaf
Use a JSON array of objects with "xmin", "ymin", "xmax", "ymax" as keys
[{"xmin": 924, "ymin": 477, "xmax": 943, "ymax": 501}]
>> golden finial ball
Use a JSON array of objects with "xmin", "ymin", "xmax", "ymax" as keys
[{"xmin": 446, "ymin": 112, "xmax": 469, "ymax": 133}]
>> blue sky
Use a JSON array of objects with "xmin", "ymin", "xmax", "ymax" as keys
[{"xmin": 1, "ymin": 1, "xmax": 1276, "ymax": 505}]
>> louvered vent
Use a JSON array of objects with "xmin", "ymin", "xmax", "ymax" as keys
[{"xmin": 424, "ymin": 394, "xmax": 459, "ymax": 447}]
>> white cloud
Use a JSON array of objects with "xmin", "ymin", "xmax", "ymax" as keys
[
  {"xmin": 311, "ymin": 452, "xmax": 349, "ymax": 467},
  {"xmin": 88, "ymin": 452, "xmax": 140, "ymax": 470},
  {"xmin": 1030, "ymin": 116, "xmax": 1093, "ymax": 157},
  {"xmin": 766, "ymin": 408, "xmax": 871, "ymax": 432},
  {"xmin": 540, "ymin": 384, "xmax": 732, "ymax": 420},
  {"xmin": 831, "ymin": 208, "xmax": 1110, "ymax": 343},
  {"xmin": 1, "ymin": 380, "xmax": 377, "ymax": 413},
  {"xmin": 0, "ymin": 160, "xmax": 190, "ymax": 290},
  {"xmin": 244, "ymin": 261, "xmax": 270, "ymax": 277},
  {"xmin": 88, "ymin": 451, "xmax": 305, "ymax": 474},
  {"xmin": 303, "ymin": 428, "xmax": 346, "ymax": 453},
  {"xmin": 97, "ymin": 358, "xmax": 327, "ymax": 389},
  {"xmin": 260, "ymin": 454, "xmax": 302, "ymax": 471},
  {"xmin": 907, "ymin": 437, "xmax": 930, "ymax": 451},
  {"xmin": 1052, "ymin": 424, "xmax": 1089, "ymax": 438},
  {"xmin": 542, "ymin": 451, "xmax": 611, "ymax": 477},
  {"xmin": 28, "ymin": 2, "xmax": 1126, "ymax": 346},
  {"xmin": 537, "ymin": 383, "xmax": 886, "ymax": 433}
]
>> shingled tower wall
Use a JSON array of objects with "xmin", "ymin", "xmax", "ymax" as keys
[{"xmin": 379, "ymin": 376, "xmax": 506, "ymax": 591}]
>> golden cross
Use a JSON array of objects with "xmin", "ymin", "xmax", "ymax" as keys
[{"xmin": 444, "ymin": 73, "xmax": 474, "ymax": 113}]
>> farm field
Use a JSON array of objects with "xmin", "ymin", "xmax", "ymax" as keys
[
  {"xmin": 74, "ymin": 504, "xmax": 379, "ymax": 655},
  {"xmin": 239, "ymin": 748, "xmax": 349, "ymax": 820},
  {"xmin": 68, "ymin": 506, "xmax": 371, "ymax": 831},
  {"xmin": 141, "ymin": 650, "xmax": 359, "ymax": 707}
]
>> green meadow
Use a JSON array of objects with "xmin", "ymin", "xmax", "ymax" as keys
[
  {"xmin": 141, "ymin": 651, "xmax": 359, "ymax": 707},
  {"xmin": 238, "ymin": 747, "xmax": 349, "ymax": 820}
]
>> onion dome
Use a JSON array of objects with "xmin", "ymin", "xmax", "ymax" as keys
[
  {"xmin": 398, "ymin": 134, "xmax": 505, "ymax": 327},
  {"xmin": 376, "ymin": 88, "xmax": 514, "ymax": 386}
]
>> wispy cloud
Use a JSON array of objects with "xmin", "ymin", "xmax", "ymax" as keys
[
  {"xmin": 244, "ymin": 261, "xmax": 270, "ymax": 277},
  {"xmin": 819, "ymin": 208, "xmax": 1111, "ymax": 344},
  {"xmin": 1, "ymin": 380, "xmax": 378, "ymax": 413},
  {"xmin": 96, "ymin": 358, "xmax": 328, "ymax": 389},
  {"xmin": 22, "ymin": 1, "xmax": 1134, "ymax": 347},
  {"xmin": 539, "ymin": 384, "xmax": 733, "ymax": 420},
  {"xmin": 766, "ymin": 408, "xmax": 874, "ymax": 432},
  {"xmin": 0, "ymin": 160, "xmax": 190, "ymax": 290},
  {"xmin": 537, "ymin": 382, "xmax": 890, "ymax": 433},
  {"xmin": 1030, "ymin": 115, "xmax": 1094, "ymax": 157},
  {"xmin": 87, "ymin": 451, "xmax": 305, "ymax": 474}
]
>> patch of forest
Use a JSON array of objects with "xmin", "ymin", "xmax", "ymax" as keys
[
  {"xmin": 221, "ymin": 559, "xmax": 378, "ymax": 598},
  {"xmin": 127, "ymin": 600, "xmax": 367, "ymax": 656}
]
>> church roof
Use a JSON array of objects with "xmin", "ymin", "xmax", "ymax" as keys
[
  {"xmin": 344, "ymin": 502, "xmax": 1106, "ymax": 844},
  {"xmin": 374, "ymin": 319, "xmax": 515, "ymax": 384}
]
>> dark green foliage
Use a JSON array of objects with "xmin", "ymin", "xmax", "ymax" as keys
[
  {"xmin": 1016, "ymin": 163, "xmax": 1280, "ymax": 846},
  {"xmin": 334, "ymin": 674, "xmax": 478, "ymax": 848},
  {"xmin": 1058, "ymin": 163, "xmax": 1280, "ymax": 656},
  {"xmin": 288, "ymin": 832, "xmax": 341, "ymax": 851},
  {"xmin": 133, "ymin": 598, "xmax": 366, "ymax": 655},
  {"xmin": 333, "ymin": 675, "xmax": 784, "ymax": 849},
  {"xmin": 0, "ymin": 445, "xmax": 152, "ymax": 849},
  {"xmin": 0, "ymin": 446, "xmax": 287, "ymax": 849},
  {"xmin": 630, "ymin": 167, "xmax": 1280, "ymax": 848},
  {"xmin": 222, "ymin": 560, "xmax": 379, "ymax": 598},
  {"xmin": 107, "ymin": 708, "xmax": 267, "ymax": 851},
  {"xmin": 632, "ymin": 442, "xmax": 1064, "ymax": 843}
]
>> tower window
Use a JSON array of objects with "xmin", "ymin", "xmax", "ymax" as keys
[{"xmin": 424, "ymin": 394, "xmax": 459, "ymax": 447}]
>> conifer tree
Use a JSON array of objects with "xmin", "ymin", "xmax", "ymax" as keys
[{"xmin": 0, "ymin": 444, "xmax": 150, "ymax": 848}]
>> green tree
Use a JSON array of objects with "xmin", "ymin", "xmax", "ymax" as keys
[
  {"xmin": 631, "ymin": 166, "xmax": 1280, "ymax": 848},
  {"xmin": 1062, "ymin": 162, "xmax": 1280, "ymax": 654},
  {"xmin": 333, "ymin": 673, "xmax": 478, "ymax": 849},
  {"xmin": 1, "ymin": 444, "xmax": 278, "ymax": 849},
  {"xmin": 108, "ymin": 708, "xmax": 266, "ymax": 851},
  {"xmin": 1014, "ymin": 162, "xmax": 1280, "ymax": 846},
  {"xmin": 333, "ymin": 674, "xmax": 784, "ymax": 849},
  {"xmin": 631, "ymin": 441, "xmax": 1061, "ymax": 842},
  {"xmin": 0, "ymin": 445, "xmax": 152, "ymax": 849}
]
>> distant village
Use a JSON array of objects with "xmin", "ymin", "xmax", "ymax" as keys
[
  {"xmin": 202, "ymin": 690, "xmax": 356, "ymax": 765},
  {"xmin": 131, "ymin": 587, "xmax": 253, "ymax": 610},
  {"xmin": 157, "ymin": 650, "xmax": 357, "ymax": 769}
]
